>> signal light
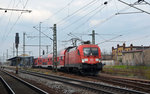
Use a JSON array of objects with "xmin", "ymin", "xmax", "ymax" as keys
[{"xmin": 15, "ymin": 33, "xmax": 19, "ymax": 49}]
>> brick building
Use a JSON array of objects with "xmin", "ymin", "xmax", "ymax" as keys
[
  {"xmin": 122, "ymin": 48, "xmax": 150, "ymax": 66},
  {"xmin": 112, "ymin": 43, "xmax": 150, "ymax": 65},
  {"xmin": 122, "ymin": 50, "xmax": 143, "ymax": 65}
]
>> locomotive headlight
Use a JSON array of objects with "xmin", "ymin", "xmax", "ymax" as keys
[
  {"xmin": 82, "ymin": 58, "xmax": 88, "ymax": 63},
  {"xmin": 84, "ymin": 58, "xmax": 88, "ymax": 61},
  {"xmin": 82, "ymin": 59, "xmax": 85, "ymax": 63},
  {"xmin": 95, "ymin": 58, "xmax": 99, "ymax": 61},
  {"xmin": 96, "ymin": 58, "xmax": 101, "ymax": 62}
]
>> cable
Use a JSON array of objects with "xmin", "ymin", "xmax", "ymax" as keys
[
  {"xmin": 61, "ymin": 2, "xmax": 105, "ymax": 31},
  {"xmin": 1, "ymin": 0, "xmax": 29, "ymax": 46},
  {"xmin": 1, "ymin": 14, "xmax": 22, "ymax": 44},
  {"xmin": 42, "ymin": 0, "xmax": 75, "ymax": 23},
  {"xmin": 61, "ymin": 0, "xmax": 111, "ymax": 45},
  {"xmin": 62, "ymin": 0, "xmax": 113, "ymax": 36},
  {"xmin": 57, "ymin": 0, "xmax": 101, "ymax": 43},
  {"xmin": 0, "ymin": 0, "xmax": 14, "ymax": 35},
  {"xmin": 118, "ymin": 0, "xmax": 150, "ymax": 15},
  {"xmin": 114, "ymin": 0, "xmax": 119, "ymax": 13},
  {"xmin": 56, "ymin": 0, "xmax": 98, "ymax": 24},
  {"xmin": 1, "ymin": 0, "xmax": 16, "ymax": 42},
  {"xmin": 23, "ymin": 0, "xmax": 29, "ymax": 9},
  {"xmin": 83, "ymin": 6, "xmax": 130, "ymax": 33},
  {"xmin": 97, "ymin": 35, "xmax": 122, "ymax": 45},
  {"xmin": 67, "ymin": 0, "xmax": 74, "ymax": 17},
  {"xmin": 69, "ymin": 4, "xmax": 108, "ymax": 34},
  {"xmin": 15, "ymin": 0, "xmax": 22, "ymax": 7}
]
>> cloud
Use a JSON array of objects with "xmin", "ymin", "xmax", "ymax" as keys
[
  {"xmin": 22, "ymin": 9, "xmax": 53, "ymax": 23},
  {"xmin": 89, "ymin": 19, "xmax": 102, "ymax": 27},
  {"xmin": 72, "ymin": 1, "xmax": 86, "ymax": 7}
]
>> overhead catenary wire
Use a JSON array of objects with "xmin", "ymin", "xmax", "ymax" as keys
[
  {"xmin": 61, "ymin": 0, "xmax": 115, "ymax": 45},
  {"xmin": 60, "ymin": 0, "xmax": 150, "ymax": 47},
  {"xmin": 113, "ymin": 0, "xmax": 119, "ymax": 13},
  {"xmin": 0, "ymin": 0, "xmax": 30, "ymax": 46},
  {"xmin": 1, "ymin": 13, "xmax": 22, "ymax": 44},
  {"xmin": 116, "ymin": 25, "xmax": 150, "ymax": 42},
  {"xmin": 33, "ymin": 26, "xmax": 53, "ymax": 41},
  {"xmin": 0, "ymin": 0, "xmax": 14, "ymax": 36},
  {"xmin": 62, "ymin": 0, "xmax": 112, "ymax": 41},
  {"xmin": 127, "ymin": 34, "xmax": 150, "ymax": 43},
  {"xmin": 58, "ymin": 0, "xmax": 104, "ymax": 42},
  {"xmin": 86, "ymin": 4, "xmax": 148, "ymax": 45},
  {"xmin": 70, "ymin": 4, "xmax": 110, "ymax": 34},
  {"xmin": 83, "ymin": 6, "xmax": 131, "ymax": 33},
  {"xmin": 144, "ymin": 0, "xmax": 150, "ymax": 5},
  {"xmin": 15, "ymin": 0, "xmax": 22, "ymax": 7},
  {"xmin": 69, "ymin": 0, "xmax": 150, "ymax": 37},
  {"xmin": 97, "ymin": 35, "xmax": 123, "ymax": 45},
  {"xmin": 63, "ymin": 0, "xmax": 119, "ymax": 39},
  {"xmin": 42, "ymin": 0, "xmax": 75, "ymax": 23},
  {"xmin": 118, "ymin": 0, "xmax": 150, "ymax": 15},
  {"xmin": 56, "ymin": 0, "xmax": 98, "ymax": 25},
  {"xmin": 1, "ymin": 0, "xmax": 18, "ymax": 43},
  {"xmin": 61, "ymin": 2, "xmax": 106, "ymax": 31}
]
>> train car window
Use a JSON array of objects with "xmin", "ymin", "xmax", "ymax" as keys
[
  {"xmin": 60, "ymin": 56, "xmax": 63, "ymax": 60},
  {"xmin": 43, "ymin": 62, "xmax": 47, "ymax": 65},
  {"xmin": 78, "ymin": 50, "xmax": 80, "ymax": 55},
  {"xmin": 67, "ymin": 49, "xmax": 70, "ymax": 52}
]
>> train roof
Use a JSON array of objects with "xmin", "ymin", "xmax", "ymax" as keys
[
  {"xmin": 37, "ymin": 44, "xmax": 100, "ymax": 58},
  {"xmin": 78, "ymin": 44, "xmax": 99, "ymax": 48}
]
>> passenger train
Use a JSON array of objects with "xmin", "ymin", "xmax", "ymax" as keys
[{"xmin": 33, "ymin": 43, "xmax": 103, "ymax": 75}]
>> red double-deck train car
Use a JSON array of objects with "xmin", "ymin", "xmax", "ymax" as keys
[{"xmin": 33, "ymin": 44, "xmax": 103, "ymax": 75}]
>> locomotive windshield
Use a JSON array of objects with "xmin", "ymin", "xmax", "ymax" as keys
[{"xmin": 83, "ymin": 47, "xmax": 98, "ymax": 56}]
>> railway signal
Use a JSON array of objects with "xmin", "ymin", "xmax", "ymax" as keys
[{"xmin": 15, "ymin": 33, "xmax": 19, "ymax": 74}]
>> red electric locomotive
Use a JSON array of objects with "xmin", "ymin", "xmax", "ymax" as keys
[
  {"xmin": 63, "ymin": 44, "xmax": 102, "ymax": 75},
  {"xmin": 33, "ymin": 44, "xmax": 103, "ymax": 75}
]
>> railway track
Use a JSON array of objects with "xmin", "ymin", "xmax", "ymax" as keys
[
  {"xmin": 0, "ymin": 76, "xmax": 15, "ymax": 94},
  {"xmin": 0, "ymin": 70, "xmax": 48, "ymax": 94},
  {"xmin": 89, "ymin": 74, "xmax": 150, "ymax": 93},
  {"xmin": 18, "ymin": 70, "xmax": 146, "ymax": 94}
]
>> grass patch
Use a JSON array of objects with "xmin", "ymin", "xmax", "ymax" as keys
[{"xmin": 103, "ymin": 65, "xmax": 150, "ymax": 80}]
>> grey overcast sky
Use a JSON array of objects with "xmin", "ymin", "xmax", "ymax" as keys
[{"xmin": 0, "ymin": 0, "xmax": 150, "ymax": 59}]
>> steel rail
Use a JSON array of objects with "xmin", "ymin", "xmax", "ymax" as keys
[
  {"xmin": 20, "ymin": 70, "xmax": 114, "ymax": 94},
  {"xmin": 20, "ymin": 70, "xmax": 146, "ymax": 94},
  {"xmin": 0, "ymin": 76, "xmax": 15, "ymax": 94},
  {"xmin": 89, "ymin": 76, "xmax": 150, "ymax": 93},
  {"xmin": 2, "ymin": 70, "xmax": 48, "ymax": 94}
]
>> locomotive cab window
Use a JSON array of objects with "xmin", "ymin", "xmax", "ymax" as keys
[
  {"xmin": 91, "ymin": 48, "xmax": 98, "ymax": 56},
  {"xmin": 83, "ymin": 47, "xmax": 98, "ymax": 56},
  {"xmin": 83, "ymin": 48, "xmax": 91, "ymax": 56}
]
